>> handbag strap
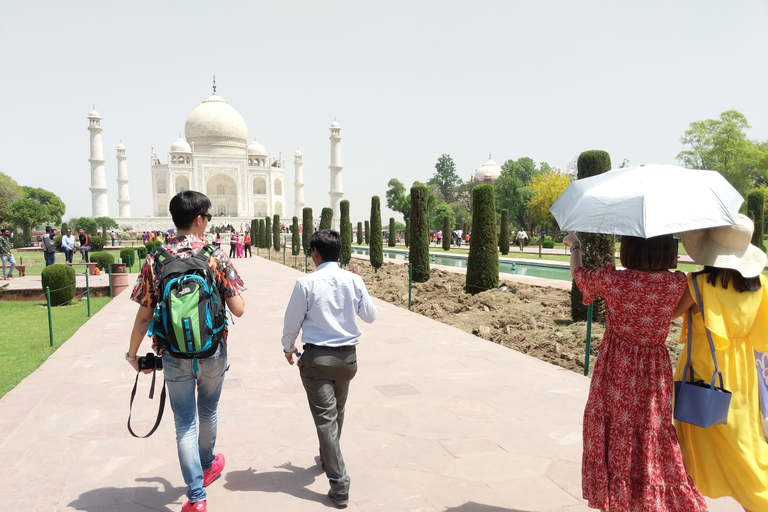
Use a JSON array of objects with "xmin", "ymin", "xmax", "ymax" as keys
[
  {"xmin": 685, "ymin": 275, "xmax": 725, "ymax": 390},
  {"xmin": 127, "ymin": 367, "xmax": 166, "ymax": 438}
]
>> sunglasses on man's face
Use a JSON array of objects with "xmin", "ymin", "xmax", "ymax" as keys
[{"xmin": 201, "ymin": 213, "xmax": 212, "ymax": 222}]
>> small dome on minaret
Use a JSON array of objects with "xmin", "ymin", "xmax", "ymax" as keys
[{"xmin": 170, "ymin": 137, "xmax": 192, "ymax": 153}]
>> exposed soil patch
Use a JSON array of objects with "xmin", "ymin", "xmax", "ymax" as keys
[{"xmin": 256, "ymin": 250, "xmax": 685, "ymax": 374}]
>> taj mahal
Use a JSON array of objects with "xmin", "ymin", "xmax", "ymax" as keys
[{"xmin": 88, "ymin": 81, "xmax": 344, "ymax": 232}]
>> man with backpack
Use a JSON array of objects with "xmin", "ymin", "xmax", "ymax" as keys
[{"xmin": 126, "ymin": 191, "xmax": 246, "ymax": 512}]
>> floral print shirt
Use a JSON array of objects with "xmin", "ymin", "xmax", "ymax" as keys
[{"xmin": 0, "ymin": 236, "xmax": 11, "ymax": 256}]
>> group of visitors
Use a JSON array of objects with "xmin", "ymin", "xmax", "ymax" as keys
[
  {"xmin": 564, "ymin": 213, "xmax": 767, "ymax": 512},
  {"xmin": 227, "ymin": 229, "xmax": 252, "ymax": 258}
]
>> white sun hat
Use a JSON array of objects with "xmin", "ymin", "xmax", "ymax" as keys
[{"xmin": 681, "ymin": 214, "xmax": 767, "ymax": 278}]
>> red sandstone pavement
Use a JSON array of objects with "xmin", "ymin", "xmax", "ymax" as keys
[{"xmin": 0, "ymin": 256, "xmax": 742, "ymax": 511}]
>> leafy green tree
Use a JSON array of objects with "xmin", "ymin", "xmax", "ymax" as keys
[
  {"xmin": 571, "ymin": 150, "xmax": 613, "ymax": 323},
  {"xmin": 320, "ymin": 207, "xmax": 333, "ymax": 230},
  {"xmin": 455, "ymin": 176, "xmax": 479, "ymax": 214},
  {"xmin": 450, "ymin": 202, "xmax": 471, "ymax": 236},
  {"xmin": 432, "ymin": 203, "xmax": 455, "ymax": 232},
  {"xmin": 302, "ymin": 207, "xmax": 313, "ymax": 254},
  {"xmin": 76, "ymin": 217, "xmax": 98, "ymax": 236},
  {"xmin": 677, "ymin": 110, "xmax": 766, "ymax": 195},
  {"xmin": 94, "ymin": 216, "xmax": 119, "ymax": 237},
  {"xmin": 465, "ymin": 185, "xmax": 498, "ymax": 294},
  {"xmin": 385, "ymin": 178, "xmax": 411, "ymax": 220},
  {"xmin": 747, "ymin": 190, "xmax": 766, "ymax": 251},
  {"xmin": 0, "ymin": 172, "xmax": 22, "ymax": 223},
  {"xmin": 409, "ymin": 184, "xmax": 430, "ymax": 282},
  {"xmin": 356, "ymin": 222, "xmax": 363, "ymax": 245},
  {"xmin": 265, "ymin": 216, "xmax": 272, "ymax": 250},
  {"xmin": 527, "ymin": 168, "xmax": 570, "ymax": 235},
  {"xmin": 369, "ymin": 196, "xmax": 383, "ymax": 271},
  {"xmin": 499, "ymin": 209, "xmax": 510, "ymax": 255},
  {"xmin": 273, "ymin": 214, "xmax": 281, "ymax": 251},
  {"xmin": 259, "ymin": 219, "xmax": 267, "ymax": 248},
  {"xmin": 364, "ymin": 220, "xmax": 370, "ymax": 244},
  {"xmin": 496, "ymin": 158, "xmax": 539, "ymax": 228},
  {"xmin": 8, "ymin": 186, "xmax": 66, "ymax": 245},
  {"xmin": 429, "ymin": 154, "xmax": 462, "ymax": 202},
  {"xmin": 291, "ymin": 216, "xmax": 301, "ymax": 255},
  {"xmin": 442, "ymin": 215, "xmax": 451, "ymax": 251},
  {"xmin": 388, "ymin": 218, "xmax": 396, "ymax": 247},
  {"xmin": 340, "ymin": 200, "xmax": 351, "ymax": 265}
]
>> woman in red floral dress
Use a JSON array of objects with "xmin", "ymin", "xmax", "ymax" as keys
[{"xmin": 563, "ymin": 232, "xmax": 707, "ymax": 512}]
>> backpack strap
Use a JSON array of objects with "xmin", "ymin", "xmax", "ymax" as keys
[
  {"xmin": 194, "ymin": 243, "xmax": 216, "ymax": 263},
  {"xmin": 127, "ymin": 366, "xmax": 166, "ymax": 438}
]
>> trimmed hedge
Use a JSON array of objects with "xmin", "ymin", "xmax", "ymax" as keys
[
  {"xmin": 119, "ymin": 247, "xmax": 136, "ymax": 268},
  {"xmin": 319, "ymin": 208, "xmax": 333, "ymax": 230},
  {"xmin": 258, "ymin": 219, "xmax": 266, "ymax": 248},
  {"xmin": 89, "ymin": 251, "xmax": 115, "ymax": 272},
  {"xmin": 364, "ymin": 220, "xmax": 370, "ymax": 245},
  {"xmin": 499, "ymin": 209, "xmax": 510, "ymax": 255},
  {"xmin": 251, "ymin": 218, "xmax": 258, "ymax": 246},
  {"xmin": 442, "ymin": 216, "xmax": 451, "ymax": 251},
  {"xmin": 356, "ymin": 222, "xmax": 363, "ymax": 245},
  {"xmin": 341, "ymin": 200, "xmax": 352, "ymax": 265},
  {"xmin": 144, "ymin": 240, "xmax": 161, "ymax": 253},
  {"xmin": 748, "ymin": 190, "xmax": 766, "ymax": 252},
  {"xmin": 265, "ymin": 216, "xmax": 272, "ymax": 250},
  {"xmin": 465, "ymin": 185, "xmax": 498, "ymax": 294},
  {"xmin": 409, "ymin": 184, "xmax": 430, "ymax": 282},
  {"xmin": 136, "ymin": 245, "xmax": 148, "ymax": 261},
  {"xmin": 369, "ymin": 196, "xmax": 383, "ymax": 271},
  {"xmin": 41, "ymin": 264, "xmax": 76, "ymax": 306},
  {"xmin": 302, "ymin": 207, "xmax": 313, "ymax": 255},
  {"xmin": 388, "ymin": 218, "xmax": 396, "ymax": 247},
  {"xmin": 291, "ymin": 217, "xmax": 301, "ymax": 255},
  {"xmin": 273, "ymin": 214, "xmax": 281, "ymax": 251},
  {"xmin": 90, "ymin": 235, "xmax": 105, "ymax": 252},
  {"xmin": 542, "ymin": 235, "xmax": 555, "ymax": 249},
  {"xmin": 405, "ymin": 218, "xmax": 410, "ymax": 247}
]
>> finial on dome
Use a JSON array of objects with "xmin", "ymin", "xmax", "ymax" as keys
[
  {"xmin": 212, "ymin": 75, "xmax": 216, "ymax": 93},
  {"xmin": 489, "ymin": 151, "xmax": 492, "ymax": 159}
]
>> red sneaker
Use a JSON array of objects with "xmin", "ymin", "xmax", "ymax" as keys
[
  {"xmin": 203, "ymin": 453, "xmax": 225, "ymax": 487},
  {"xmin": 181, "ymin": 500, "xmax": 206, "ymax": 512}
]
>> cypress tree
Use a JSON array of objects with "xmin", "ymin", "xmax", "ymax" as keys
[
  {"xmin": 499, "ymin": 209, "xmax": 510, "ymax": 255},
  {"xmin": 465, "ymin": 185, "xmax": 498, "ymax": 294},
  {"xmin": 442, "ymin": 215, "xmax": 451, "ymax": 251},
  {"xmin": 356, "ymin": 222, "xmax": 363, "ymax": 245},
  {"xmin": 60, "ymin": 222, "xmax": 68, "ymax": 233},
  {"xmin": 409, "ymin": 184, "xmax": 430, "ymax": 282},
  {"xmin": 748, "ymin": 190, "xmax": 766, "ymax": 251},
  {"xmin": 291, "ymin": 216, "xmax": 300, "ymax": 255},
  {"xmin": 258, "ymin": 219, "xmax": 266, "ymax": 248},
  {"xmin": 404, "ymin": 218, "xmax": 410, "ymax": 247},
  {"xmin": 388, "ymin": 218, "xmax": 396, "ymax": 247},
  {"xmin": 273, "ymin": 214, "xmax": 281, "ymax": 251},
  {"xmin": 265, "ymin": 216, "xmax": 272, "ymax": 250},
  {"xmin": 370, "ymin": 196, "xmax": 384, "ymax": 271},
  {"xmin": 302, "ymin": 207, "xmax": 313, "ymax": 255},
  {"xmin": 250, "ymin": 219, "xmax": 257, "ymax": 246},
  {"xmin": 340, "ymin": 200, "xmax": 352, "ymax": 266},
  {"xmin": 571, "ymin": 150, "xmax": 613, "ymax": 323},
  {"xmin": 364, "ymin": 220, "xmax": 370, "ymax": 244},
  {"xmin": 320, "ymin": 207, "xmax": 333, "ymax": 230}
]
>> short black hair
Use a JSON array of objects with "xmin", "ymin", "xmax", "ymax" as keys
[
  {"xmin": 45, "ymin": 226, "xmax": 52, "ymax": 233},
  {"xmin": 309, "ymin": 229, "xmax": 341, "ymax": 263},
  {"xmin": 695, "ymin": 266, "xmax": 761, "ymax": 293},
  {"xmin": 169, "ymin": 191, "xmax": 211, "ymax": 229},
  {"xmin": 619, "ymin": 234, "xmax": 677, "ymax": 271}
]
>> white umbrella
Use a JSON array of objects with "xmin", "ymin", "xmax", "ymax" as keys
[{"xmin": 549, "ymin": 164, "xmax": 743, "ymax": 238}]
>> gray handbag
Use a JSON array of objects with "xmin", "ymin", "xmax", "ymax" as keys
[{"xmin": 673, "ymin": 276, "xmax": 732, "ymax": 427}]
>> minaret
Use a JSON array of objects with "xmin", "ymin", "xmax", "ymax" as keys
[
  {"xmin": 116, "ymin": 143, "xmax": 131, "ymax": 217},
  {"xmin": 294, "ymin": 149, "xmax": 305, "ymax": 218},
  {"xmin": 328, "ymin": 120, "xmax": 343, "ymax": 232},
  {"xmin": 88, "ymin": 108, "xmax": 109, "ymax": 217}
]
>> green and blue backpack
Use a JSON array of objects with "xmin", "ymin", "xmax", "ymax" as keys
[{"xmin": 147, "ymin": 244, "xmax": 227, "ymax": 359}]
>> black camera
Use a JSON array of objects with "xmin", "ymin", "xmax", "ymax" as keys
[{"xmin": 138, "ymin": 352, "xmax": 163, "ymax": 371}]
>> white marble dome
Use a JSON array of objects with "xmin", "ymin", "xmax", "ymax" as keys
[
  {"xmin": 185, "ymin": 92, "xmax": 247, "ymax": 152},
  {"xmin": 247, "ymin": 139, "xmax": 267, "ymax": 156},
  {"xmin": 474, "ymin": 158, "xmax": 502, "ymax": 183},
  {"xmin": 294, "ymin": 148, "xmax": 302, "ymax": 157},
  {"xmin": 88, "ymin": 109, "xmax": 101, "ymax": 119},
  {"xmin": 170, "ymin": 137, "xmax": 191, "ymax": 153},
  {"xmin": 116, "ymin": 142, "xmax": 125, "ymax": 150}
]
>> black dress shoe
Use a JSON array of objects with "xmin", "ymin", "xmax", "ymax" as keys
[{"xmin": 328, "ymin": 490, "xmax": 348, "ymax": 508}]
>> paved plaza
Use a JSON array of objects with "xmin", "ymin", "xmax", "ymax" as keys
[{"xmin": 0, "ymin": 256, "xmax": 742, "ymax": 511}]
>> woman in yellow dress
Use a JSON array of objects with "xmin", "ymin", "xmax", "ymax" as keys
[{"xmin": 672, "ymin": 214, "xmax": 768, "ymax": 511}]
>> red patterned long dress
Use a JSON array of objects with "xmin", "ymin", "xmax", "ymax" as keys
[{"xmin": 573, "ymin": 265, "xmax": 707, "ymax": 512}]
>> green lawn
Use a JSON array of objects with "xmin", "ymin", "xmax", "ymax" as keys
[
  {"xmin": 10, "ymin": 248, "xmax": 141, "ymax": 276},
  {"xmin": 0, "ymin": 297, "xmax": 111, "ymax": 398}
]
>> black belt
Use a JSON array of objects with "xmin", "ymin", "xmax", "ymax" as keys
[{"xmin": 303, "ymin": 344, "xmax": 356, "ymax": 352}]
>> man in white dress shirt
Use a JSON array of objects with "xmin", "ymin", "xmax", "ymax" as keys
[{"xmin": 282, "ymin": 229, "xmax": 377, "ymax": 508}]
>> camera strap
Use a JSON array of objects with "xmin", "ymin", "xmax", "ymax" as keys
[{"xmin": 127, "ymin": 367, "xmax": 166, "ymax": 438}]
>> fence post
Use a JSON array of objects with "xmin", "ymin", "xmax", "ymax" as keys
[
  {"xmin": 584, "ymin": 303, "xmax": 593, "ymax": 376},
  {"xmin": 46, "ymin": 286, "xmax": 53, "ymax": 347},
  {"xmin": 85, "ymin": 269, "xmax": 91, "ymax": 317}
]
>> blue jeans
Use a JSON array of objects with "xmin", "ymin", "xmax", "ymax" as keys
[
  {"xmin": 1, "ymin": 254, "xmax": 15, "ymax": 278},
  {"xmin": 63, "ymin": 248, "xmax": 74, "ymax": 263},
  {"xmin": 162, "ymin": 344, "xmax": 227, "ymax": 503},
  {"xmin": 44, "ymin": 251, "xmax": 55, "ymax": 266}
]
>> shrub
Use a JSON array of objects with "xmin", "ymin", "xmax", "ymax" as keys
[
  {"xmin": 388, "ymin": 218, "xmax": 396, "ymax": 247},
  {"xmin": 60, "ymin": 222, "xmax": 68, "ymax": 233},
  {"xmin": 542, "ymin": 235, "xmax": 555, "ymax": 249},
  {"xmin": 90, "ymin": 235, "xmax": 105, "ymax": 252},
  {"xmin": 369, "ymin": 196, "xmax": 383, "ymax": 271},
  {"xmin": 119, "ymin": 247, "xmax": 136, "ymax": 268},
  {"xmin": 499, "ymin": 209, "xmax": 510, "ymax": 255},
  {"xmin": 320, "ymin": 207, "xmax": 333, "ymax": 230},
  {"xmin": 465, "ymin": 185, "xmax": 498, "ymax": 294},
  {"xmin": 405, "ymin": 218, "xmax": 410, "ymax": 247},
  {"xmin": 302, "ymin": 208, "xmax": 313, "ymax": 255},
  {"xmin": 356, "ymin": 222, "xmax": 363, "ymax": 245},
  {"xmin": 409, "ymin": 184, "xmax": 430, "ymax": 282},
  {"xmin": 748, "ymin": 190, "xmax": 766, "ymax": 252},
  {"xmin": 54, "ymin": 234, "xmax": 63, "ymax": 251},
  {"xmin": 364, "ymin": 220, "xmax": 370, "ymax": 244},
  {"xmin": 258, "ymin": 219, "xmax": 266, "ymax": 248},
  {"xmin": 251, "ymin": 218, "xmax": 258, "ymax": 246},
  {"xmin": 265, "ymin": 216, "xmax": 272, "ymax": 250},
  {"xmin": 144, "ymin": 240, "xmax": 162, "ymax": 253},
  {"xmin": 571, "ymin": 150, "xmax": 613, "ymax": 323},
  {"xmin": 273, "ymin": 214, "xmax": 281, "ymax": 251},
  {"xmin": 442, "ymin": 216, "xmax": 451, "ymax": 251},
  {"xmin": 136, "ymin": 245, "xmax": 148, "ymax": 261},
  {"xmin": 89, "ymin": 251, "xmax": 115, "ymax": 272},
  {"xmin": 291, "ymin": 217, "xmax": 301, "ymax": 255},
  {"xmin": 340, "ymin": 201, "xmax": 351, "ymax": 265},
  {"xmin": 41, "ymin": 264, "xmax": 76, "ymax": 306}
]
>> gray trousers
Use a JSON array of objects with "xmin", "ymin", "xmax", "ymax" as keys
[{"xmin": 299, "ymin": 345, "xmax": 357, "ymax": 497}]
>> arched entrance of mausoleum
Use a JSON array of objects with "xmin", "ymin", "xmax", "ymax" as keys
[{"xmin": 206, "ymin": 173, "xmax": 238, "ymax": 217}]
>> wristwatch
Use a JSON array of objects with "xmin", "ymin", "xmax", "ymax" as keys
[{"xmin": 125, "ymin": 352, "xmax": 137, "ymax": 361}]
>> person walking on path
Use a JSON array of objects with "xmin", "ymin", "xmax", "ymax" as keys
[
  {"xmin": 41, "ymin": 226, "xmax": 57, "ymax": 266},
  {"xmin": 671, "ymin": 214, "xmax": 768, "ymax": 512},
  {"xmin": 229, "ymin": 229, "xmax": 237, "ymax": 258},
  {"xmin": 78, "ymin": 229, "xmax": 91, "ymax": 262},
  {"xmin": 61, "ymin": 228, "xmax": 76, "ymax": 263},
  {"xmin": 563, "ymin": 231, "xmax": 707, "ymax": 512},
  {"xmin": 0, "ymin": 228, "xmax": 16, "ymax": 280},
  {"xmin": 127, "ymin": 191, "xmax": 246, "ymax": 512},
  {"xmin": 243, "ymin": 232, "xmax": 251, "ymax": 257},
  {"xmin": 516, "ymin": 228, "xmax": 528, "ymax": 252},
  {"xmin": 281, "ymin": 229, "xmax": 377, "ymax": 508}
]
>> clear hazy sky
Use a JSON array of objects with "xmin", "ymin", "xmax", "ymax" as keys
[{"xmin": 1, "ymin": 1, "xmax": 766, "ymax": 226}]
